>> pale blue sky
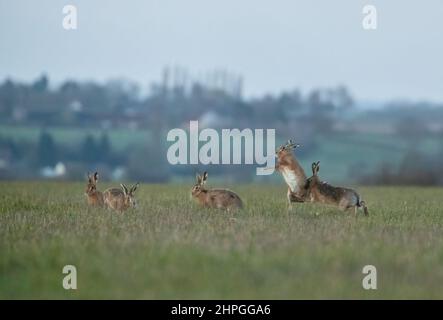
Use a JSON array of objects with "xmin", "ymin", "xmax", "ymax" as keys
[{"xmin": 1, "ymin": 0, "xmax": 442, "ymax": 102}]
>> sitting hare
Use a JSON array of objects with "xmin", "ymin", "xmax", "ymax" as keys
[
  {"xmin": 85, "ymin": 172, "xmax": 104, "ymax": 207},
  {"xmin": 306, "ymin": 161, "xmax": 368, "ymax": 215},
  {"xmin": 103, "ymin": 183, "xmax": 139, "ymax": 212},
  {"xmin": 191, "ymin": 172, "xmax": 243, "ymax": 211}
]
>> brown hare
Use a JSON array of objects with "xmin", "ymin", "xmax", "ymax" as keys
[
  {"xmin": 274, "ymin": 139, "xmax": 308, "ymax": 208},
  {"xmin": 306, "ymin": 161, "xmax": 369, "ymax": 215},
  {"xmin": 191, "ymin": 172, "xmax": 243, "ymax": 211},
  {"xmin": 85, "ymin": 172, "xmax": 104, "ymax": 207},
  {"xmin": 103, "ymin": 183, "xmax": 139, "ymax": 212}
]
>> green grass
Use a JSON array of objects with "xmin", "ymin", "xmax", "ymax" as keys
[
  {"xmin": 0, "ymin": 125, "xmax": 152, "ymax": 151},
  {"xmin": 1, "ymin": 182, "xmax": 443, "ymax": 299}
]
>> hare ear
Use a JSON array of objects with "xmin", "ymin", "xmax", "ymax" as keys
[
  {"xmin": 311, "ymin": 162, "xmax": 317, "ymax": 175},
  {"xmin": 120, "ymin": 184, "xmax": 129, "ymax": 195},
  {"xmin": 131, "ymin": 183, "xmax": 139, "ymax": 193},
  {"xmin": 315, "ymin": 161, "xmax": 320, "ymax": 174},
  {"xmin": 87, "ymin": 172, "xmax": 91, "ymax": 181},
  {"xmin": 202, "ymin": 171, "xmax": 208, "ymax": 183},
  {"xmin": 93, "ymin": 172, "xmax": 99, "ymax": 182},
  {"xmin": 196, "ymin": 173, "xmax": 202, "ymax": 184}
]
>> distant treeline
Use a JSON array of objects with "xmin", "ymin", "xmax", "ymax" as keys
[{"xmin": 1, "ymin": 74, "xmax": 443, "ymax": 185}]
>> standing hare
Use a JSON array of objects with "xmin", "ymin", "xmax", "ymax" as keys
[
  {"xmin": 191, "ymin": 172, "xmax": 243, "ymax": 211},
  {"xmin": 103, "ymin": 183, "xmax": 139, "ymax": 212},
  {"xmin": 306, "ymin": 161, "xmax": 369, "ymax": 215},
  {"xmin": 85, "ymin": 172, "xmax": 104, "ymax": 207},
  {"xmin": 274, "ymin": 140, "xmax": 308, "ymax": 208}
]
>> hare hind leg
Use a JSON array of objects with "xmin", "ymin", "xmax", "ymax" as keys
[
  {"xmin": 338, "ymin": 199, "xmax": 348, "ymax": 211},
  {"xmin": 286, "ymin": 189, "xmax": 293, "ymax": 211},
  {"xmin": 338, "ymin": 199, "xmax": 356, "ymax": 215}
]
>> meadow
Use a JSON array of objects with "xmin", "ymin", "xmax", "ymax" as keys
[{"xmin": 1, "ymin": 182, "xmax": 443, "ymax": 299}]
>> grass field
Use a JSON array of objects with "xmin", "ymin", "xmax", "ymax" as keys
[{"xmin": 1, "ymin": 182, "xmax": 443, "ymax": 299}]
